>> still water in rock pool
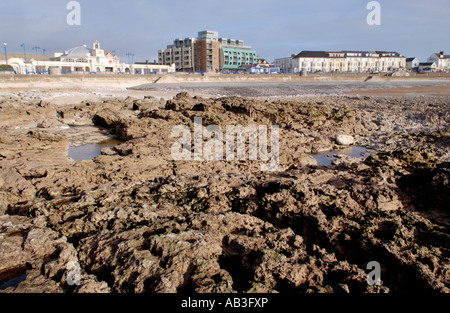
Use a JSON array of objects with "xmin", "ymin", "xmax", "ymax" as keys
[
  {"xmin": 312, "ymin": 146, "xmax": 374, "ymax": 166},
  {"xmin": 68, "ymin": 139, "xmax": 122, "ymax": 161}
]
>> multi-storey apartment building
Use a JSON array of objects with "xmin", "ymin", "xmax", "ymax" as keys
[
  {"xmin": 376, "ymin": 51, "xmax": 406, "ymax": 72},
  {"xmin": 327, "ymin": 52, "xmax": 347, "ymax": 72},
  {"xmin": 343, "ymin": 51, "xmax": 381, "ymax": 72},
  {"xmin": 158, "ymin": 30, "xmax": 258, "ymax": 72},
  {"xmin": 292, "ymin": 51, "xmax": 330, "ymax": 73},
  {"xmin": 158, "ymin": 37, "xmax": 197, "ymax": 72},
  {"xmin": 195, "ymin": 31, "xmax": 220, "ymax": 72},
  {"xmin": 275, "ymin": 50, "xmax": 406, "ymax": 73}
]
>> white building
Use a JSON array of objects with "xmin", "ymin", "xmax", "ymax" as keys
[
  {"xmin": 1, "ymin": 41, "xmax": 175, "ymax": 75},
  {"xmin": 377, "ymin": 51, "xmax": 406, "ymax": 72},
  {"xmin": 49, "ymin": 41, "xmax": 122, "ymax": 74},
  {"xmin": 292, "ymin": 51, "xmax": 332, "ymax": 73},
  {"xmin": 0, "ymin": 53, "xmax": 48, "ymax": 74},
  {"xmin": 273, "ymin": 56, "xmax": 296, "ymax": 73},
  {"xmin": 406, "ymin": 57, "xmax": 420, "ymax": 71},
  {"xmin": 274, "ymin": 50, "xmax": 405, "ymax": 74},
  {"xmin": 427, "ymin": 51, "xmax": 450, "ymax": 71},
  {"xmin": 419, "ymin": 62, "xmax": 437, "ymax": 72},
  {"xmin": 131, "ymin": 61, "xmax": 176, "ymax": 74}
]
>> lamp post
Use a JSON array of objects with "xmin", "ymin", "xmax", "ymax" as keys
[
  {"xmin": 20, "ymin": 43, "xmax": 27, "ymax": 74},
  {"xmin": 3, "ymin": 43, "xmax": 7, "ymax": 66},
  {"xmin": 126, "ymin": 52, "xmax": 134, "ymax": 64},
  {"xmin": 42, "ymin": 49, "xmax": 46, "ymax": 74},
  {"xmin": 126, "ymin": 53, "xmax": 134, "ymax": 74},
  {"xmin": 32, "ymin": 46, "xmax": 40, "ymax": 74}
]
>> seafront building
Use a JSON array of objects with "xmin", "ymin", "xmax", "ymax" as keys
[
  {"xmin": 0, "ymin": 41, "xmax": 175, "ymax": 75},
  {"xmin": 427, "ymin": 51, "xmax": 450, "ymax": 71},
  {"xmin": 158, "ymin": 37, "xmax": 197, "ymax": 72},
  {"xmin": 4, "ymin": 36, "xmax": 448, "ymax": 75},
  {"xmin": 275, "ymin": 50, "xmax": 406, "ymax": 73},
  {"xmin": 218, "ymin": 37, "xmax": 258, "ymax": 72},
  {"xmin": 47, "ymin": 41, "xmax": 122, "ymax": 74},
  {"xmin": 158, "ymin": 30, "xmax": 258, "ymax": 72},
  {"xmin": 419, "ymin": 62, "xmax": 437, "ymax": 72},
  {"xmin": 406, "ymin": 57, "xmax": 420, "ymax": 71},
  {"xmin": 195, "ymin": 31, "xmax": 221, "ymax": 72}
]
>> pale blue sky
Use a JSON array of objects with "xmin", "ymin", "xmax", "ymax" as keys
[{"xmin": 1, "ymin": 0, "xmax": 449, "ymax": 63}]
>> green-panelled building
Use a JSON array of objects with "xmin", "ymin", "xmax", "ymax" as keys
[
  {"xmin": 221, "ymin": 47, "xmax": 258, "ymax": 70},
  {"xmin": 219, "ymin": 38, "xmax": 258, "ymax": 71}
]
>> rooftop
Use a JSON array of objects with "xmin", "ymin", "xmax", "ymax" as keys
[
  {"xmin": 62, "ymin": 45, "xmax": 92, "ymax": 58},
  {"xmin": 0, "ymin": 53, "xmax": 49, "ymax": 62},
  {"xmin": 291, "ymin": 50, "xmax": 404, "ymax": 59},
  {"xmin": 293, "ymin": 51, "xmax": 329, "ymax": 58}
]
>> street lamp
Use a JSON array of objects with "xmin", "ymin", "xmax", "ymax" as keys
[
  {"xmin": 42, "ymin": 49, "xmax": 46, "ymax": 74},
  {"xmin": 126, "ymin": 53, "xmax": 135, "ymax": 74},
  {"xmin": 32, "ymin": 46, "xmax": 40, "ymax": 74},
  {"xmin": 126, "ymin": 52, "xmax": 134, "ymax": 64},
  {"xmin": 20, "ymin": 43, "xmax": 27, "ymax": 74},
  {"xmin": 3, "ymin": 43, "xmax": 7, "ymax": 66}
]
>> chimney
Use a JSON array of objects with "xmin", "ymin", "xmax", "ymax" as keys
[
  {"xmin": 146, "ymin": 60, "xmax": 149, "ymax": 64},
  {"xmin": 440, "ymin": 51, "xmax": 444, "ymax": 55}
]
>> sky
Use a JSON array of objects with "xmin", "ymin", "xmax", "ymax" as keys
[{"xmin": 1, "ymin": 0, "xmax": 449, "ymax": 63}]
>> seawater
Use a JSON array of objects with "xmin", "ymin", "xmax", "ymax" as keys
[
  {"xmin": 312, "ymin": 146, "xmax": 374, "ymax": 166},
  {"xmin": 68, "ymin": 138, "xmax": 122, "ymax": 161}
]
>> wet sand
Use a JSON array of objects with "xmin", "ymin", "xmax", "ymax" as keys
[
  {"xmin": 130, "ymin": 80, "xmax": 450, "ymax": 98},
  {"xmin": 348, "ymin": 85, "xmax": 450, "ymax": 97}
]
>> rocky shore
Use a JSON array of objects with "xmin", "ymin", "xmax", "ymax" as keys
[{"xmin": 0, "ymin": 87, "xmax": 449, "ymax": 293}]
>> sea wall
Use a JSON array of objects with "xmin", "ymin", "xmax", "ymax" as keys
[{"xmin": 1, "ymin": 72, "xmax": 450, "ymax": 89}]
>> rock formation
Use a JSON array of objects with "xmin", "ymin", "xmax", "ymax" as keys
[{"xmin": 0, "ymin": 91, "xmax": 449, "ymax": 293}]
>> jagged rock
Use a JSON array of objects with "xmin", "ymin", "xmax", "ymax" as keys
[
  {"xmin": 192, "ymin": 103, "xmax": 207, "ymax": 111},
  {"xmin": 0, "ymin": 215, "xmax": 94, "ymax": 293},
  {"xmin": 0, "ymin": 91, "xmax": 449, "ymax": 293},
  {"xmin": 174, "ymin": 92, "xmax": 191, "ymax": 100},
  {"xmin": 92, "ymin": 109, "xmax": 122, "ymax": 129}
]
